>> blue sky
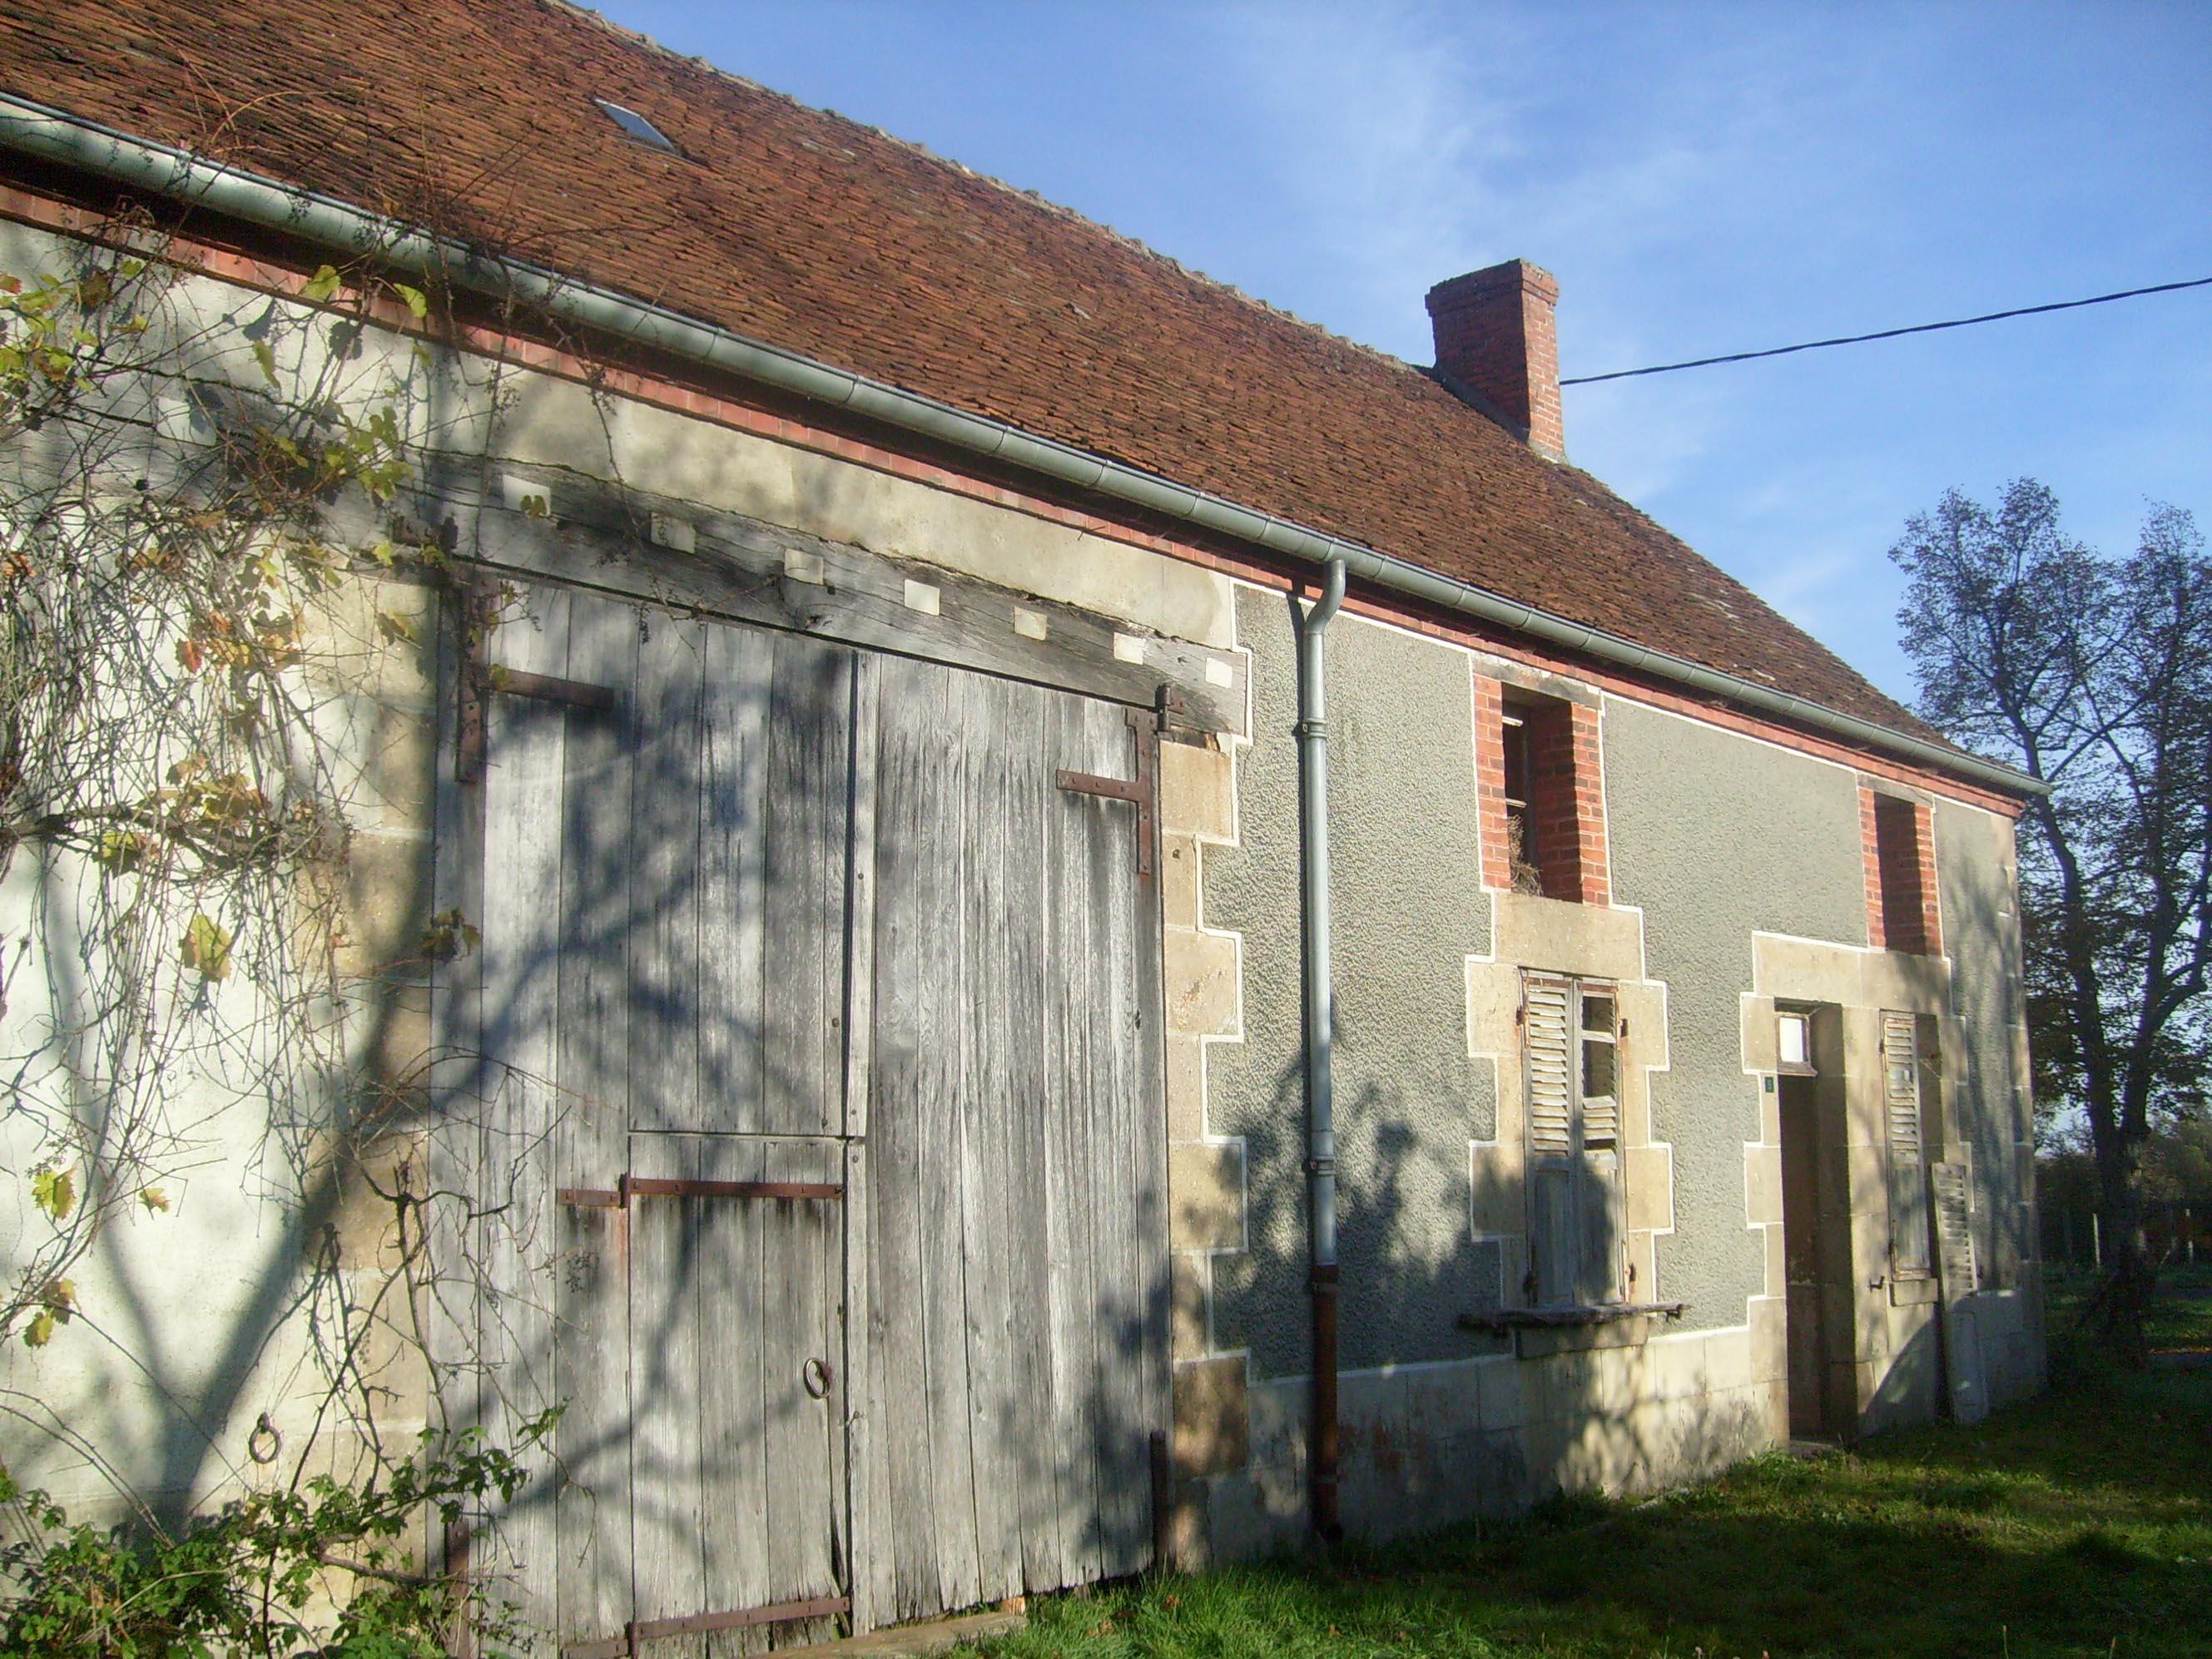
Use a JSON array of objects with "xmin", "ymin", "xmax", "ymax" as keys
[{"xmin": 597, "ymin": 1, "xmax": 2211, "ymax": 703}]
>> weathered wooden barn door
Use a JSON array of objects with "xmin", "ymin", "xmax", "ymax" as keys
[
  {"xmin": 456, "ymin": 581, "xmax": 856, "ymax": 1655},
  {"xmin": 856, "ymin": 655, "xmax": 1170, "ymax": 1624},
  {"xmin": 450, "ymin": 575, "xmax": 1169, "ymax": 1647}
]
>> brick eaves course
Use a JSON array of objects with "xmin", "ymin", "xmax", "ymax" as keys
[{"xmin": 1, "ymin": 0, "xmax": 1938, "ymax": 743}]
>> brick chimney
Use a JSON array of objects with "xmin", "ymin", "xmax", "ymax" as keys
[{"xmin": 1425, "ymin": 260, "xmax": 1565, "ymax": 461}]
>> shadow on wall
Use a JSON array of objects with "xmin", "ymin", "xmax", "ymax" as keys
[
  {"xmin": 444, "ymin": 597, "xmax": 1187, "ymax": 1638},
  {"xmin": 1183, "ymin": 1044, "xmax": 1784, "ymax": 1548},
  {"xmin": 1937, "ymin": 807, "xmax": 2038, "ymax": 1299}
]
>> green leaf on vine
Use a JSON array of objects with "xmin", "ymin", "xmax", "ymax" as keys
[
  {"xmin": 30, "ymin": 1166, "xmax": 75, "ymax": 1222},
  {"xmin": 391, "ymin": 282, "xmax": 429, "ymax": 320},
  {"xmin": 302, "ymin": 265, "xmax": 345, "ymax": 304},
  {"xmin": 93, "ymin": 830, "xmax": 148, "ymax": 873},
  {"xmin": 22, "ymin": 1280, "xmax": 75, "ymax": 1347},
  {"xmin": 181, "ymin": 913, "xmax": 233, "ymax": 981}
]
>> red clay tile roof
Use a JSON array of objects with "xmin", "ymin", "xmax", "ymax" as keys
[{"xmin": 0, "ymin": 0, "xmax": 1934, "ymax": 740}]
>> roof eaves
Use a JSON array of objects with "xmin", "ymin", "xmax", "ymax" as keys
[{"xmin": 0, "ymin": 91, "xmax": 2046, "ymax": 800}]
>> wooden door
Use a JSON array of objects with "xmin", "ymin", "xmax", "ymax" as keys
[
  {"xmin": 856, "ymin": 656, "xmax": 1169, "ymax": 1624},
  {"xmin": 451, "ymin": 580, "xmax": 1168, "ymax": 1647},
  {"xmin": 459, "ymin": 583, "xmax": 856, "ymax": 1655},
  {"xmin": 1778, "ymin": 1072, "xmax": 1829, "ymax": 1439}
]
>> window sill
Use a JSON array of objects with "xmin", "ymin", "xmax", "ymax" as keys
[{"xmin": 1458, "ymin": 1303, "xmax": 1688, "ymax": 1359}]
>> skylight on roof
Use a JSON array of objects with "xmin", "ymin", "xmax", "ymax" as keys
[{"xmin": 593, "ymin": 98, "xmax": 677, "ymax": 153}]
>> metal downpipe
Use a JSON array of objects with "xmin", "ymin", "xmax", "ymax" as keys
[{"xmin": 1296, "ymin": 557, "xmax": 1348, "ymax": 1542}]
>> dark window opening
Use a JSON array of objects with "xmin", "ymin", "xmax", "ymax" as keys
[
  {"xmin": 1872, "ymin": 792, "xmax": 1937, "ymax": 954},
  {"xmin": 1500, "ymin": 691, "xmax": 1603, "ymax": 903},
  {"xmin": 1502, "ymin": 709, "xmax": 1539, "ymax": 893}
]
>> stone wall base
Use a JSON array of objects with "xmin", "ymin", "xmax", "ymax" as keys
[{"xmin": 1179, "ymin": 1326, "xmax": 1786, "ymax": 1564}]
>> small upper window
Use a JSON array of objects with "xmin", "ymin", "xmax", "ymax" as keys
[
  {"xmin": 1777, "ymin": 1010, "xmax": 1815, "ymax": 1076},
  {"xmin": 593, "ymin": 99, "xmax": 678, "ymax": 153},
  {"xmin": 1864, "ymin": 789, "xmax": 1940, "ymax": 955},
  {"xmin": 1497, "ymin": 690, "xmax": 1607, "ymax": 905}
]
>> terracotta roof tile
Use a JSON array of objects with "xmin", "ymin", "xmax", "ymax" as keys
[{"xmin": 1, "ymin": 0, "xmax": 1934, "ymax": 740}]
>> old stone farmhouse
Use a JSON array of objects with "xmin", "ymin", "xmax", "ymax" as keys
[{"xmin": 0, "ymin": 0, "xmax": 2043, "ymax": 1649}]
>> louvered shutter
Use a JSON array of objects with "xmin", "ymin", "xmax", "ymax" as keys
[
  {"xmin": 1525, "ymin": 975, "xmax": 1575, "ymax": 1305},
  {"xmin": 1884, "ymin": 1012, "xmax": 1932, "ymax": 1277},
  {"xmin": 1930, "ymin": 1161, "xmax": 1976, "ymax": 1302},
  {"xmin": 1525, "ymin": 978, "xmax": 1574, "ymax": 1156}
]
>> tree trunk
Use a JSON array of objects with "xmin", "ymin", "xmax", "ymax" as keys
[{"xmin": 2093, "ymin": 1134, "xmax": 2154, "ymax": 1368}]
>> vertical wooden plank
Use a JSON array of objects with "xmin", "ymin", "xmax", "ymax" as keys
[
  {"xmin": 995, "ymin": 681, "xmax": 1066, "ymax": 1596},
  {"xmin": 694, "ymin": 1133, "xmax": 770, "ymax": 1659},
  {"xmin": 474, "ymin": 583, "xmax": 573, "ymax": 1635},
  {"xmin": 865, "ymin": 654, "xmax": 945, "ymax": 1622},
  {"xmin": 698, "ymin": 622, "xmax": 773, "ymax": 1137},
  {"xmin": 843, "ymin": 653, "xmax": 885, "ymax": 1633},
  {"xmin": 627, "ymin": 1130, "xmax": 707, "ymax": 1659},
  {"xmin": 1125, "ymin": 716, "xmax": 1173, "ymax": 1572},
  {"xmin": 1084, "ymin": 697, "xmax": 1149, "ymax": 1577},
  {"xmin": 763, "ymin": 1137, "xmax": 844, "ymax": 1649},
  {"xmin": 630, "ymin": 617, "xmax": 707, "ymax": 1134},
  {"xmin": 913, "ymin": 664, "xmax": 984, "ymax": 1616},
  {"xmin": 626, "ymin": 613, "xmax": 710, "ymax": 1659},
  {"xmin": 762, "ymin": 636, "xmax": 853, "ymax": 1138},
  {"xmin": 1044, "ymin": 687, "xmax": 1108, "ymax": 1586},
  {"xmin": 553, "ymin": 591, "xmax": 640, "ymax": 1650},
  {"xmin": 958, "ymin": 676, "xmax": 1024, "ymax": 1605}
]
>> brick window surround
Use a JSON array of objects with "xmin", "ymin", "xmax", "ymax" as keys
[
  {"xmin": 1862, "ymin": 788, "xmax": 1942, "ymax": 955},
  {"xmin": 1475, "ymin": 675, "xmax": 1609, "ymax": 905}
]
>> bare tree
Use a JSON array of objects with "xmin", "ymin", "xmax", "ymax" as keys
[{"xmin": 1891, "ymin": 479, "xmax": 2212, "ymax": 1364}]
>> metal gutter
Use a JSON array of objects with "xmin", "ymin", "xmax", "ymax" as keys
[
  {"xmin": 0, "ymin": 94, "xmax": 2044, "ymax": 800},
  {"xmin": 1293, "ymin": 558, "xmax": 1347, "ymax": 1542}
]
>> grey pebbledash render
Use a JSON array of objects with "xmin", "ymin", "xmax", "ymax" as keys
[{"xmin": 0, "ymin": 0, "xmax": 2043, "ymax": 1647}]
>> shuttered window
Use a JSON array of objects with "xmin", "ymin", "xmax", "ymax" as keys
[
  {"xmin": 1524, "ymin": 973, "xmax": 1627, "ymax": 1307},
  {"xmin": 1525, "ymin": 978, "xmax": 1575, "ymax": 1157},
  {"xmin": 1883, "ymin": 1011, "xmax": 1933, "ymax": 1279}
]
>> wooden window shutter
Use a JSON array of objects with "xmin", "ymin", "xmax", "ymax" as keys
[
  {"xmin": 1578, "ymin": 988, "xmax": 1624, "ymax": 1305},
  {"xmin": 1524, "ymin": 975, "xmax": 1626, "ymax": 1307},
  {"xmin": 1524, "ymin": 974, "xmax": 1575, "ymax": 1305},
  {"xmin": 1883, "ymin": 1011, "xmax": 1933, "ymax": 1277},
  {"xmin": 1525, "ymin": 977, "xmax": 1575, "ymax": 1158},
  {"xmin": 1930, "ymin": 1160, "xmax": 1977, "ymax": 1301}
]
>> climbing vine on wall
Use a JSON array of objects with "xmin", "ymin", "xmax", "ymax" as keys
[{"xmin": 0, "ymin": 203, "xmax": 578, "ymax": 1647}]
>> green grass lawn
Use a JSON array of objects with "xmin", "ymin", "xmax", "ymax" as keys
[
  {"xmin": 982, "ymin": 1358, "xmax": 2211, "ymax": 1657},
  {"xmin": 2045, "ymin": 1261, "xmax": 2212, "ymax": 1355}
]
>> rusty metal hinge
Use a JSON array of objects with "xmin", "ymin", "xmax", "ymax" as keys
[
  {"xmin": 455, "ymin": 579, "xmax": 619, "ymax": 784},
  {"xmin": 1055, "ymin": 703, "xmax": 1159, "ymax": 879},
  {"xmin": 557, "ymin": 1175, "xmax": 845, "ymax": 1208}
]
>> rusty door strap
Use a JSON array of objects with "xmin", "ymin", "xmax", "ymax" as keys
[
  {"xmin": 564, "ymin": 1594, "xmax": 852, "ymax": 1659},
  {"xmin": 456, "ymin": 579, "xmax": 621, "ymax": 784},
  {"xmin": 557, "ymin": 1175, "xmax": 845, "ymax": 1208},
  {"xmin": 1054, "ymin": 701, "xmax": 1161, "ymax": 879}
]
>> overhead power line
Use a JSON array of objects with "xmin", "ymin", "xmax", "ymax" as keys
[{"xmin": 1560, "ymin": 274, "xmax": 2212, "ymax": 385}]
